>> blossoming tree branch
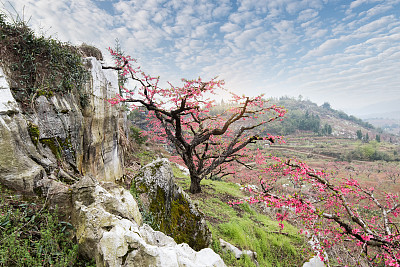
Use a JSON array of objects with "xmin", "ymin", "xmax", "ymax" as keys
[
  {"xmin": 230, "ymin": 157, "xmax": 400, "ymax": 266},
  {"xmin": 106, "ymin": 48, "xmax": 285, "ymax": 193}
]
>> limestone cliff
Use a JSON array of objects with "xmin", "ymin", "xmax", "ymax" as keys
[{"xmin": 0, "ymin": 57, "xmax": 124, "ymax": 199}]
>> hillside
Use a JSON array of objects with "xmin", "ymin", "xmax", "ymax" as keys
[
  {"xmin": 261, "ymin": 97, "xmax": 400, "ymax": 162},
  {"xmin": 268, "ymin": 97, "xmax": 374, "ymax": 137},
  {"xmin": 129, "ymin": 96, "xmax": 400, "ymax": 163}
]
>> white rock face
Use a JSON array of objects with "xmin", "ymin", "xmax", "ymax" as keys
[
  {"xmin": 80, "ymin": 57, "xmax": 124, "ymax": 182},
  {"xmin": 0, "ymin": 68, "xmax": 19, "ymax": 113},
  {"xmin": 0, "ymin": 109, "xmax": 46, "ymax": 192},
  {"xmin": 73, "ymin": 176, "xmax": 226, "ymax": 267},
  {"xmin": 302, "ymin": 232, "xmax": 326, "ymax": 267},
  {"xmin": 302, "ymin": 256, "xmax": 325, "ymax": 267}
]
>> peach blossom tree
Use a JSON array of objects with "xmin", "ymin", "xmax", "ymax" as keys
[{"xmin": 106, "ymin": 48, "xmax": 285, "ymax": 193}]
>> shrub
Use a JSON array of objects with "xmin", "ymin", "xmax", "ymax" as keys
[
  {"xmin": 0, "ymin": 185, "xmax": 94, "ymax": 266},
  {"xmin": 130, "ymin": 126, "xmax": 148, "ymax": 145}
]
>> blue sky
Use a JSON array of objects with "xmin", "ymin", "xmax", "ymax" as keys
[{"xmin": 3, "ymin": 0, "xmax": 400, "ymax": 115}]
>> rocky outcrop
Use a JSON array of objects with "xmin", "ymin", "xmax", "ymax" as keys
[
  {"xmin": 133, "ymin": 158, "xmax": 212, "ymax": 251},
  {"xmin": 0, "ymin": 57, "xmax": 124, "ymax": 198},
  {"xmin": 72, "ymin": 175, "xmax": 225, "ymax": 267}
]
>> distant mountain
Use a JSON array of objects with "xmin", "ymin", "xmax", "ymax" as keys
[
  {"xmin": 359, "ymin": 111, "xmax": 400, "ymax": 120},
  {"xmin": 345, "ymin": 98, "xmax": 400, "ymax": 119},
  {"xmin": 353, "ymin": 103, "xmax": 400, "ymax": 135},
  {"xmin": 362, "ymin": 116, "xmax": 400, "ymax": 136}
]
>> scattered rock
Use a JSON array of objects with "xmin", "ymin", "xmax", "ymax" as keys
[
  {"xmin": 219, "ymin": 238, "xmax": 258, "ymax": 266},
  {"xmin": 302, "ymin": 255, "xmax": 325, "ymax": 267},
  {"xmin": 302, "ymin": 231, "xmax": 326, "ymax": 267},
  {"xmin": 174, "ymin": 163, "xmax": 190, "ymax": 176}
]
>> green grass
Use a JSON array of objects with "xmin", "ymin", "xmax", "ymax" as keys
[
  {"xmin": 213, "ymin": 217, "xmax": 307, "ymax": 267},
  {"xmin": 0, "ymin": 185, "xmax": 95, "ymax": 266},
  {"xmin": 136, "ymin": 149, "xmax": 158, "ymax": 166},
  {"xmin": 173, "ymin": 172, "xmax": 310, "ymax": 267}
]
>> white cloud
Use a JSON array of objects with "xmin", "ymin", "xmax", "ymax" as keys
[
  {"xmin": 349, "ymin": 0, "xmax": 369, "ymax": 9},
  {"xmin": 233, "ymin": 27, "xmax": 261, "ymax": 48},
  {"xmin": 355, "ymin": 15, "xmax": 394, "ymax": 34},
  {"xmin": 220, "ymin": 22, "xmax": 240, "ymax": 33},
  {"xmin": 298, "ymin": 9, "xmax": 319, "ymax": 22}
]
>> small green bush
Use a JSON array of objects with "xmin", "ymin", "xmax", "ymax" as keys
[
  {"xmin": 130, "ymin": 126, "xmax": 148, "ymax": 145},
  {"xmin": 0, "ymin": 185, "xmax": 94, "ymax": 266}
]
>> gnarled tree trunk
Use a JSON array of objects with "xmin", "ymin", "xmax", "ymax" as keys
[{"xmin": 189, "ymin": 175, "xmax": 202, "ymax": 194}]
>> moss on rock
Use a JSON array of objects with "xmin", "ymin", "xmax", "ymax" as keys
[
  {"xmin": 167, "ymin": 194, "xmax": 209, "ymax": 250},
  {"xmin": 40, "ymin": 137, "xmax": 62, "ymax": 159},
  {"xmin": 39, "ymin": 135, "xmax": 75, "ymax": 162},
  {"xmin": 27, "ymin": 122, "xmax": 39, "ymax": 146}
]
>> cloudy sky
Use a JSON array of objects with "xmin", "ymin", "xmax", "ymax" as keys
[{"xmin": 3, "ymin": 0, "xmax": 400, "ymax": 115}]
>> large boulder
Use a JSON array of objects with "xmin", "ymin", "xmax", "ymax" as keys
[
  {"xmin": 72, "ymin": 175, "xmax": 225, "ymax": 267},
  {"xmin": 133, "ymin": 158, "xmax": 212, "ymax": 251}
]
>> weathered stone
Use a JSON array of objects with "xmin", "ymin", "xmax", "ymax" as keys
[
  {"xmin": 0, "ymin": 114, "xmax": 46, "ymax": 192},
  {"xmin": 80, "ymin": 58, "xmax": 124, "ymax": 182},
  {"xmin": 134, "ymin": 158, "xmax": 212, "ymax": 251},
  {"xmin": 219, "ymin": 238, "xmax": 258, "ymax": 266},
  {"xmin": 302, "ymin": 256, "xmax": 325, "ymax": 267},
  {"xmin": 72, "ymin": 175, "xmax": 142, "ymax": 226},
  {"xmin": 72, "ymin": 176, "xmax": 225, "ymax": 267}
]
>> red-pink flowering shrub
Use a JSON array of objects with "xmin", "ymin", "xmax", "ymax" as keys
[{"xmin": 230, "ymin": 157, "xmax": 400, "ymax": 266}]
